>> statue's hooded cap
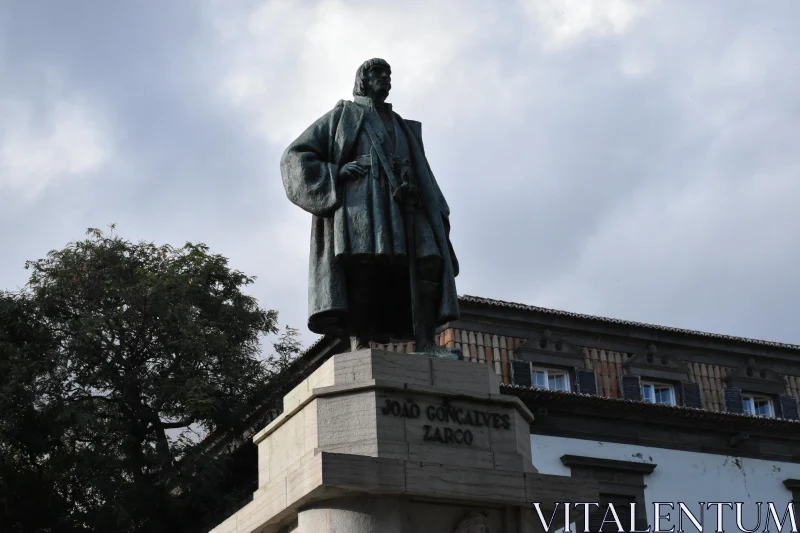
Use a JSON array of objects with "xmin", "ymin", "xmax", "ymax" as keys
[{"xmin": 352, "ymin": 58, "xmax": 392, "ymax": 97}]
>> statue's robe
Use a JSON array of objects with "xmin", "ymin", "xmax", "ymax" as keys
[{"xmin": 280, "ymin": 96, "xmax": 459, "ymax": 340}]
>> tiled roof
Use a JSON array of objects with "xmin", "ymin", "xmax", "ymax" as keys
[{"xmin": 460, "ymin": 295, "xmax": 800, "ymax": 352}]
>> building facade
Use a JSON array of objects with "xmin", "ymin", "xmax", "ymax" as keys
[
  {"xmin": 205, "ymin": 295, "xmax": 800, "ymax": 532},
  {"xmin": 431, "ymin": 296, "xmax": 800, "ymax": 531}
]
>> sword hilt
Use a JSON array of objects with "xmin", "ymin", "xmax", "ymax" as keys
[
  {"xmin": 392, "ymin": 182, "xmax": 419, "ymax": 208},
  {"xmin": 392, "ymin": 158, "xmax": 418, "ymax": 207}
]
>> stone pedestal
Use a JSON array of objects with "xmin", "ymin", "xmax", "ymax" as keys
[{"xmin": 208, "ymin": 349, "xmax": 598, "ymax": 533}]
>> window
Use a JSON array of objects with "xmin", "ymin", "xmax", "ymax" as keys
[
  {"xmin": 589, "ymin": 494, "xmax": 636, "ymax": 533},
  {"xmin": 532, "ymin": 367, "xmax": 571, "ymax": 392},
  {"xmin": 641, "ymin": 382, "xmax": 675, "ymax": 406},
  {"xmin": 742, "ymin": 394, "xmax": 774, "ymax": 417},
  {"xmin": 561, "ymin": 456, "xmax": 656, "ymax": 533}
]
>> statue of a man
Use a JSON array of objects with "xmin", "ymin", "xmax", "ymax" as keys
[{"xmin": 280, "ymin": 58, "xmax": 459, "ymax": 354}]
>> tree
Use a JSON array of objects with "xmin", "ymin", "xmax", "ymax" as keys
[
  {"xmin": 0, "ymin": 291, "xmax": 81, "ymax": 532},
  {"xmin": 0, "ymin": 227, "xmax": 301, "ymax": 532}
]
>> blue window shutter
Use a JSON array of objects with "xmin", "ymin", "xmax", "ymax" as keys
[
  {"xmin": 511, "ymin": 360, "xmax": 532, "ymax": 387},
  {"xmin": 780, "ymin": 396, "xmax": 799, "ymax": 420},
  {"xmin": 622, "ymin": 375, "xmax": 642, "ymax": 401},
  {"xmin": 680, "ymin": 382, "xmax": 703, "ymax": 409},
  {"xmin": 723, "ymin": 388, "xmax": 743, "ymax": 414},
  {"xmin": 576, "ymin": 369, "xmax": 598, "ymax": 396}
]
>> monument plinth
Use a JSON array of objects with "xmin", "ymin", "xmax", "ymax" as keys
[{"xmin": 208, "ymin": 349, "xmax": 598, "ymax": 533}]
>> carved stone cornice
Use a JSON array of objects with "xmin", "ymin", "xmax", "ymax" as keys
[
  {"xmin": 783, "ymin": 479, "xmax": 800, "ymax": 491},
  {"xmin": 560, "ymin": 454, "xmax": 657, "ymax": 475},
  {"xmin": 623, "ymin": 344, "xmax": 689, "ymax": 382},
  {"xmin": 514, "ymin": 329, "xmax": 586, "ymax": 368},
  {"xmin": 725, "ymin": 358, "xmax": 787, "ymax": 395}
]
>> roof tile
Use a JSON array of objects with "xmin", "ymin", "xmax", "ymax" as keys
[{"xmin": 461, "ymin": 295, "xmax": 800, "ymax": 351}]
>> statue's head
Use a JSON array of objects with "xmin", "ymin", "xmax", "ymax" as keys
[
  {"xmin": 353, "ymin": 58, "xmax": 392, "ymax": 101},
  {"xmin": 453, "ymin": 512, "xmax": 490, "ymax": 533}
]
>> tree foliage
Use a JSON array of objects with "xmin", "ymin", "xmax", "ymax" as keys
[{"xmin": 0, "ymin": 227, "xmax": 301, "ymax": 532}]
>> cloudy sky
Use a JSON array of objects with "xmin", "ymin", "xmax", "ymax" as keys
[{"xmin": 2, "ymin": 0, "xmax": 799, "ymax": 350}]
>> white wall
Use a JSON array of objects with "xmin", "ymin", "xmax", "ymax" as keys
[{"xmin": 530, "ymin": 435, "xmax": 800, "ymax": 533}]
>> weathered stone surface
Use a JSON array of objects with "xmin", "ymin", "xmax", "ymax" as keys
[
  {"xmin": 286, "ymin": 452, "xmax": 323, "ymax": 506},
  {"xmin": 268, "ymin": 404, "xmax": 316, "ymax": 483},
  {"xmin": 493, "ymin": 451, "xmax": 524, "ymax": 472},
  {"xmin": 514, "ymin": 409, "xmax": 535, "ymax": 470},
  {"xmin": 256, "ymin": 400, "xmax": 321, "ymax": 487},
  {"xmin": 320, "ymin": 452, "xmax": 406, "ymax": 494},
  {"xmin": 334, "ymin": 349, "xmax": 433, "ymax": 388},
  {"xmin": 317, "ymin": 390, "xmax": 379, "ymax": 455},
  {"xmin": 375, "ymin": 439, "xmax": 410, "ymax": 460},
  {"xmin": 373, "ymin": 391, "xmax": 408, "ymax": 461},
  {"xmin": 298, "ymin": 496, "xmax": 406, "ymax": 533},
  {"xmin": 307, "ymin": 357, "xmax": 336, "ymax": 390},
  {"xmin": 282, "ymin": 381, "xmax": 310, "ymax": 416},
  {"xmin": 302, "ymin": 399, "xmax": 319, "ymax": 456},
  {"xmin": 257, "ymin": 439, "xmax": 270, "ymax": 489},
  {"xmin": 407, "ymin": 442, "xmax": 495, "ymax": 469},
  {"xmin": 254, "ymin": 363, "xmax": 335, "ymax": 448},
  {"xmin": 405, "ymin": 461, "xmax": 526, "ymax": 503},
  {"xmin": 431, "ymin": 356, "xmax": 500, "ymax": 395},
  {"xmin": 254, "ymin": 351, "xmax": 536, "ymax": 493},
  {"xmin": 212, "ymin": 449, "xmax": 596, "ymax": 533},
  {"xmin": 283, "ymin": 357, "xmax": 335, "ymax": 413},
  {"xmin": 238, "ymin": 479, "xmax": 287, "ymax": 533},
  {"xmin": 208, "ymin": 350, "xmax": 595, "ymax": 533}
]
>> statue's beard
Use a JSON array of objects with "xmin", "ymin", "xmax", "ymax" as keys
[{"xmin": 369, "ymin": 83, "xmax": 390, "ymax": 99}]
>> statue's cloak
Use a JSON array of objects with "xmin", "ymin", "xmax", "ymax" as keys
[{"xmin": 280, "ymin": 99, "xmax": 459, "ymax": 339}]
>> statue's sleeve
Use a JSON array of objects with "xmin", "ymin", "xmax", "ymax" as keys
[
  {"xmin": 405, "ymin": 120, "xmax": 451, "ymax": 218},
  {"xmin": 406, "ymin": 119, "xmax": 459, "ymax": 276},
  {"xmin": 280, "ymin": 107, "xmax": 342, "ymax": 217}
]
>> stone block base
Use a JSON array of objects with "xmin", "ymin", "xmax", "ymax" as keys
[{"xmin": 208, "ymin": 350, "xmax": 599, "ymax": 533}]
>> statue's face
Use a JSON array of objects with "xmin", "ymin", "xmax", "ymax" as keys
[{"xmin": 366, "ymin": 64, "xmax": 391, "ymax": 98}]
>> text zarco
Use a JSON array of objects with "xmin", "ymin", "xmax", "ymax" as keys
[{"xmin": 380, "ymin": 398, "xmax": 511, "ymax": 446}]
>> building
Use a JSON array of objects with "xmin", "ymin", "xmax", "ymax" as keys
[
  {"xmin": 448, "ymin": 296, "xmax": 800, "ymax": 531},
  {"xmin": 203, "ymin": 295, "xmax": 800, "ymax": 533}
]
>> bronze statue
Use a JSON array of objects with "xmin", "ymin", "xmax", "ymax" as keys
[{"xmin": 280, "ymin": 58, "xmax": 460, "ymax": 356}]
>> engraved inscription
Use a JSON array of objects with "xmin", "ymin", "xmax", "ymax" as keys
[{"xmin": 380, "ymin": 398, "xmax": 510, "ymax": 446}]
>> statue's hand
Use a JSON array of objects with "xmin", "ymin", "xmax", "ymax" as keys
[{"xmin": 338, "ymin": 160, "xmax": 368, "ymax": 182}]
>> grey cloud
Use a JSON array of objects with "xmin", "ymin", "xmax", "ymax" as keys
[{"xmin": 2, "ymin": 0, "xmax": 799, "ymax": 350}]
